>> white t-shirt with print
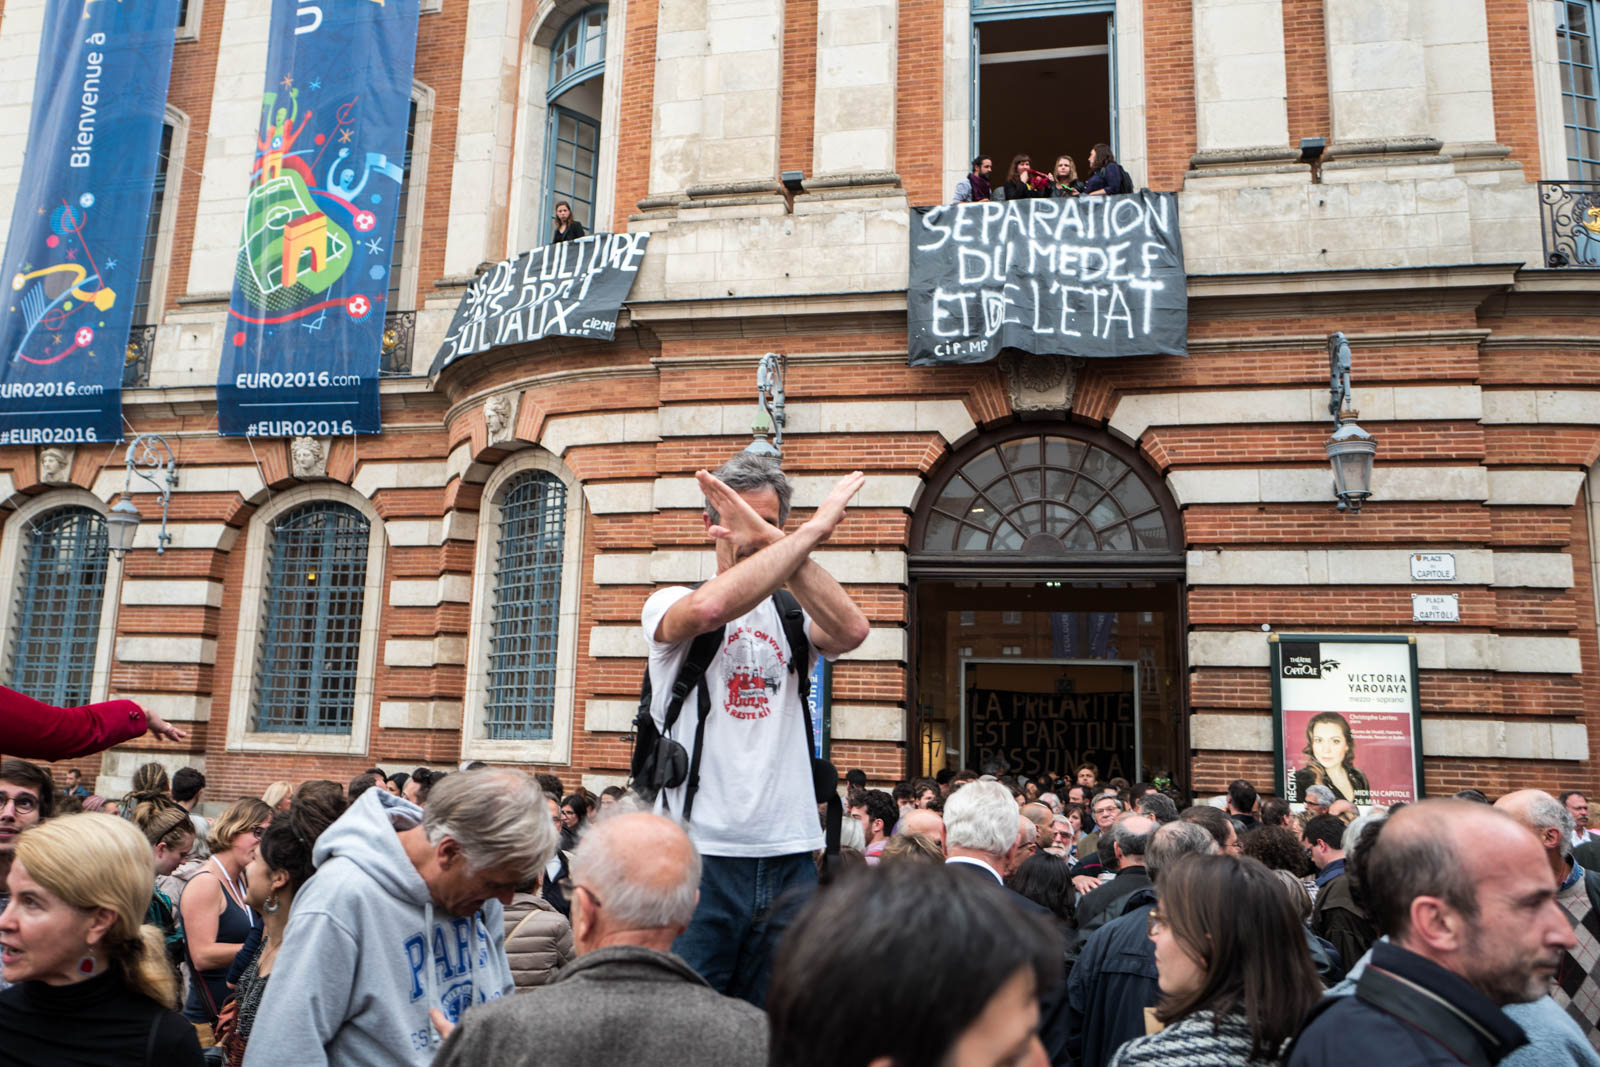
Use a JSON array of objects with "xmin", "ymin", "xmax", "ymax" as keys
[{"xmin": 641, "ymin": 586, "xmax": 826, "ymax": 858}]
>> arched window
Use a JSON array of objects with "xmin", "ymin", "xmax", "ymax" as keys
[
  {"xmin": 485, "ymin": 471, "xmax": 568, "ymax": 740},
  {"xmin": 253, "ymin": 502, "xmax": 371, "ymax": 733},
  {"xmin": 4, "ymin": 507, "xmax": 108, "ymax": 707},
  {"xmin": 544, "ymin": 6, "xmax": 606, "ymax": 241},
  {"xmin": 917, "ymin": 432, "xmax": 1174, "ymax": 554}
]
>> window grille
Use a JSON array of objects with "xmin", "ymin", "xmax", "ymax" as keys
[
  {"xmin": 1560, "ymin": 2, "xmax": 1600, "ymax": 179},
  {"xmin": 253, "ymin": 502, "xmax": 370, "ymax": 733},
  {"xmin": 484, "ymin": 472, "xmax": 567, "ymax": 740},
  {"xmin": 6, "ymin": 508, "xmax": 108, "ymax": 707}
]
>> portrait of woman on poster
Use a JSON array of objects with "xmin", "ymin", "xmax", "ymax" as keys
[{"xmin": 1292, "ymin": 711, "xmax": 1370, "ymax": 805}]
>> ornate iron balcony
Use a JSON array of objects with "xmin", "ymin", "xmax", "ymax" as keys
[
  {"xmin": 380, "ymin": 310, "xmax": 417, "ymax": 376},
  {"xmin": 1539, "ymin": 181, "xmax": 1600, "ymax": 268},
  {"xmin": 123, "ymin": 324, "xmax": 156, "ymax": 388}
]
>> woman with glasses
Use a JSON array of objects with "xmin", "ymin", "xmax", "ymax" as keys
[
  {"xmin": 1108, "ymin": 853, "xmax": 1320, "ymax": 1066},
  {"xmin": 179, "ymin": 797, "xmax": 271, "ymax": 1043}
]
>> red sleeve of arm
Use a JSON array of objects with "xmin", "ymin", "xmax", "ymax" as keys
[{"xmin": 0, "ymin": 685, "xmax": 147, "ymax": 761}]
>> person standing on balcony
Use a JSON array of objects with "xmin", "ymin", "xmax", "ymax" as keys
[
  {"xmin": 953, "ymin": 155, "xmax": 993, "ymax": 202},
  {"xmin": 551, "ymin": 200, "xmax": 586, "ymax": 243},
  {"xmin": 1080, "ymin": 144, "xmax": 1131, "ymax": 196}
]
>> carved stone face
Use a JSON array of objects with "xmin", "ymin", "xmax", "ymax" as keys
[
  {"xmin": 290, "ymin": 437, "xmax": 324, "ymax": 477},
  {"xmin": 37, "ymin": 448, "xmax": 69, "ymax": 483},
  {"xmin": 484, "ymin": 395, "xmax": 513, "ymax": 438}
]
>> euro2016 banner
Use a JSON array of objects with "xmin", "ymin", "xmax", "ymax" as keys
[
  {"xmin": 217, "ymin": 0, "xmax": 420, "ymax": 437},
  {"xmin": 907, "ymin": 194, "xmax": 1187, "ymax": 366},
  {"xmin": 0, "ymin": 0, "xmax": 180, "ymax": 445}
]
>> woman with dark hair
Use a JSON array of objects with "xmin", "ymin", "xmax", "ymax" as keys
[
  {"xmin": 1007, "ymin": 852, "xmax": 1075, "ymax": 933},
  {"xmin": 550, "ymin": 200, "xmax": 586, "ymax": 243},
  {"xmin": 768, "ymin": 863, "xmax": 1058, "ymax": 1066},
  {"xmin": 1108, "ymin": 853, "xmax": 1321, "ymax": 1066},
  {"xmin": 1002, "ymin": 154, "xmax": 1048, "ymax": 201},
  {"xmin": 1080, "ymin": 142, "xmax": 1131, "ymax": 196},
  {"xmin": 217, "ymin": 786, "xmax": 348, "ymax": 1064},
  {"xmin": 1291, "ymin": 711, "xmax": 1370, "ymax": 805},
  {"xmin": 558, "ymin": 794, "xmax": 590, "ymax": 852}
]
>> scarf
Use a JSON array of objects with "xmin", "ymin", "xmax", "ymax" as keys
[{"xmin": 969, "ymin": 171, "xmax": 991, "ymax": 201}]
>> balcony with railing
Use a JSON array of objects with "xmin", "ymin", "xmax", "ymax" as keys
[
  {"xmin": 380, "ymin": 311, "xmax": 417, "ymax": 376},
  {"xmin": 123, "ymin": 324, "xmax": 156, "ymax": 388},
  {"xmin": 1539, "ymin": 181, "xmax": 1600, "ymax": 268}
]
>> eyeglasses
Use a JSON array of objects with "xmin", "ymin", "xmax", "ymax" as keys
[
  {"xmin": 0, "ymin": 791, "xmax": 40, "ymax": 815},
  {"xmin": 1147, "ymin": 910, "xmax": 1165, "ymax": 937},
  {"xmin": 249, "ymin": 824, "xmax": 269, "ymax": 837}
]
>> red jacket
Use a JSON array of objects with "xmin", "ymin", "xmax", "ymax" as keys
[{"xmin": 0, "ymin": 685, "xmax": 146, "ymax": 761}]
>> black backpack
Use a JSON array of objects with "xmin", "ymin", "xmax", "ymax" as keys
[
  {"xmin": 1114, "ymin": 163, "xmax": 1134, "ymax": 195},
  {"xmin": 628, "ymin": 589, "xmax": 842, "ymax": 867}
]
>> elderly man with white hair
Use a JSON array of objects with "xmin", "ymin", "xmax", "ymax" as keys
[
  {"xmin": 942, "ymin": 779, "xmax": 1070, "ymax": 1063},
  {"xmin": 244, "ymin": 768, "xmax": 556, "ymax": 1067},
  {"xmin": 434, "ymin": 812, "xmax": 768, "ymax": 1067},
  {"xmin": 1304, "ymin": 783, "xmax": 1336, "ymax": 817}
]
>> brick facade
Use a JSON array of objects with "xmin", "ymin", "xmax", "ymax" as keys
[{"xmin": 3, "ymin": 0, "xmax": 1598, "ymax": 809}]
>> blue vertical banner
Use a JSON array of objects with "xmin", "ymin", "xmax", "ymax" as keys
[
  {"xmin": 0, "ymin": 0, "xmax": 179, "ymax": 445},
  {"xmin": 217, "ymin": 0, "xmax": 420, "ymax": 437}
]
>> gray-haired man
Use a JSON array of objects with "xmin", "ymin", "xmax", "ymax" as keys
[
  {"xmin": 435, "ymin": 813, "xmax": 767, "ymax": 1067},
  {"xmin": 243, "ymin": 769, "xmax": 556, "ymax": 1067},
  {"xmin": 1305, "ymin": 784, "xmax": 1336, "ymax": 817},
  {"xmin": 642, "ymin": 454, "xmax": 869, "ymax": 1006}
]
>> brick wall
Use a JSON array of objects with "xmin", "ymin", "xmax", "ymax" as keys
[
  {"xmin": 1142, "ymin": 0, "xmax": 1198, "ymax": 189},
  {"xmin": 1281, "ymin": 0, "xmax": 1329, "ymax": 148},
  {"xmin": 895, "ymin": 0, "xmax": 943, "ymax": 206},
  {"xmin": 780, "ymin": 0, "xmax": 819, "ymax": 179},
  {"xmin": 1486, "ymin": 0, "xmax": 1541, "ymax": 177},
  {"xmin": 612, "ymin": 0, "xmax": 659, "ymax": 227}
]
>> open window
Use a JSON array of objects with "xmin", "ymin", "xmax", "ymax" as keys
[
  {"xmin": 544, "ymin": 7, "xmax": 606, "ymax": 240},
  {"xmin": 973, "ymin": 7, "xmax": 1116, "ymax": 184}
]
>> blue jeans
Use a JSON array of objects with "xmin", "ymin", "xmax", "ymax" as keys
[{"xmin": 672, "ymin": 852, "xmax": 817, "ymax": 1007}]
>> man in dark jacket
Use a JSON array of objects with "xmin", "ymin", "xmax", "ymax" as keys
[
  {"xmin": 434, "ymin": 812, "xmax": 767, "ymax": 1066},
  {"xmin": 1066, "ymin": 820, "xmax": 1218, "ymax": 1067},
  {"xmin": 1307, "ymin": 812, "xmax": 1378, "ymax": 970},
  {"xmin": 944, "ymin": 779, "xmax": 1071, "ymax": 1065},
  {"xmin": 1288, "ymin": 800, "xmax": 1577, "ymax": 1067},
  {"xmin": 1073, "ymin": 813, "xmax": 1156, "ymax": 935}
]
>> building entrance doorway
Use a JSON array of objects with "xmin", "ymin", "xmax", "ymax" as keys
[{"xmin": 909, "ymin": 426, "xmax": 1186, "ymax": 788}]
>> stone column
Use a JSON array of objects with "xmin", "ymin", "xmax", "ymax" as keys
[
  {"xmin": 441, "ymin": 0, "xmax": 522, "ymax": 275},
  {"xmin": 1417, "ymin": 0, "xmax": 1496, "ymax": 149},
  {"xmin": 695, "ymin": 0, "xmax": 784, "ymax": 184},
  {"xmin": 1323, "ymin": 0, "xmax": 1429, "ymax": 144},
  {"xmin": 812, "ymin": 0, "xmax": 897, "ymax": 176},
  {"xmin": 1190, "ymin": 0, "xmax": 1289, "ymax": 153},
  {"xmin": 648, "ymin": 0, "xmax": 709, "ymax": 197}
]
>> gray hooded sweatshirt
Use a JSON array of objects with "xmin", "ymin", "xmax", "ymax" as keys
[{"xmin": 241, "ymin": 788, "xmax": 513, "ymax": 1067}]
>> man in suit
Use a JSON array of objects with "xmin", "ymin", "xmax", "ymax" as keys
[{"xmin": 943, "ymin": 779, "xmax": 1070, "ymax": 1064}]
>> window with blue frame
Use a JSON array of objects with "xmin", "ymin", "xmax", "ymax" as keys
[
  {"xmin": 1560, "ymin": 2, "xmax": 1600, "ymax": 179},
  {"xmin": 484, "ymin": 472, "xmax": 567, "ymax": 740},
  {"xmin": 253, "ymin": 502, "xmax": 370, "ymax": 733},
  {"xmin": 544, "ymin": 7, "xmax": 606, "ymax": 240},
  {"xmin": 5, "ymin": 507, "xmax": 108, "ymax": 708},
  {"xmin": 131, "ymin": 122, "xmax": 174, "ymax": 327}
]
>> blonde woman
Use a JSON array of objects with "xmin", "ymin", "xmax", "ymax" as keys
[
  {"xmin": 179, "ymin": 798, "xmax": 270, "ymax": 1039},
  {"xmin": 0, "ymin": 813, "xmax": 204, "ymax": 1064},
  {"xmin": 260, "ymin": 781, "xmax": 294, "ymax": 813}
]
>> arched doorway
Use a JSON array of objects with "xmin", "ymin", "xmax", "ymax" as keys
[{"xmin": 909, "ymin": 425, "xmax": 1186, "ymax": 788}]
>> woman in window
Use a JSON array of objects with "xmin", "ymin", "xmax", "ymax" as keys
[
  {"xmin": 551, "ymin": 200, "xmax": 586, "ymax": 243},
  {"xmin": 0, "ymin": 813, "xmax": 204, "ymax": 1065},
  {"xmin": 179, "ymin": 797, "xmax": 270, "ymax": 1043},
  {"xmin": 1108, "ymin": 853, "xmax": 1321, "ymax": 1066},
  {"xmin": 1001, "ymin": 154, "xmax": 1048, "ymax": 201}
]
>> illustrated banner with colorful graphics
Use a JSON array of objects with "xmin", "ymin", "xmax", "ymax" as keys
[
  {"xmin": 0, "ymin": 0, "xmax": 180, "ymax": 445},
  {"xmin": 217, "ymin": 0, "xmax": 420, "ymax": 437}
]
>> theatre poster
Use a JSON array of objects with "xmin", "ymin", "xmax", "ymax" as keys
[{"xmin": 1271, "ymin": 634, "xmax": 1423, "ymax": 809}]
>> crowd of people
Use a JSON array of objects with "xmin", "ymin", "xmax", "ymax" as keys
[
  {"xmin": 2, "ymin": 752, "xmax": 1598, "ymax": 1066},
  {"xmin": 953, "ymin": 145, "xmax": 1134, "ymax": 203},
  {"xmin": 2, "ymin": 455, "xmax": 1599, "ymax": 1066}
]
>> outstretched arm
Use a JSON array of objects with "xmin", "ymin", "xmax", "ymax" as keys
[{"xmin": 654, "ymin": 471, "xmax": 864, "ymax": 646}]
